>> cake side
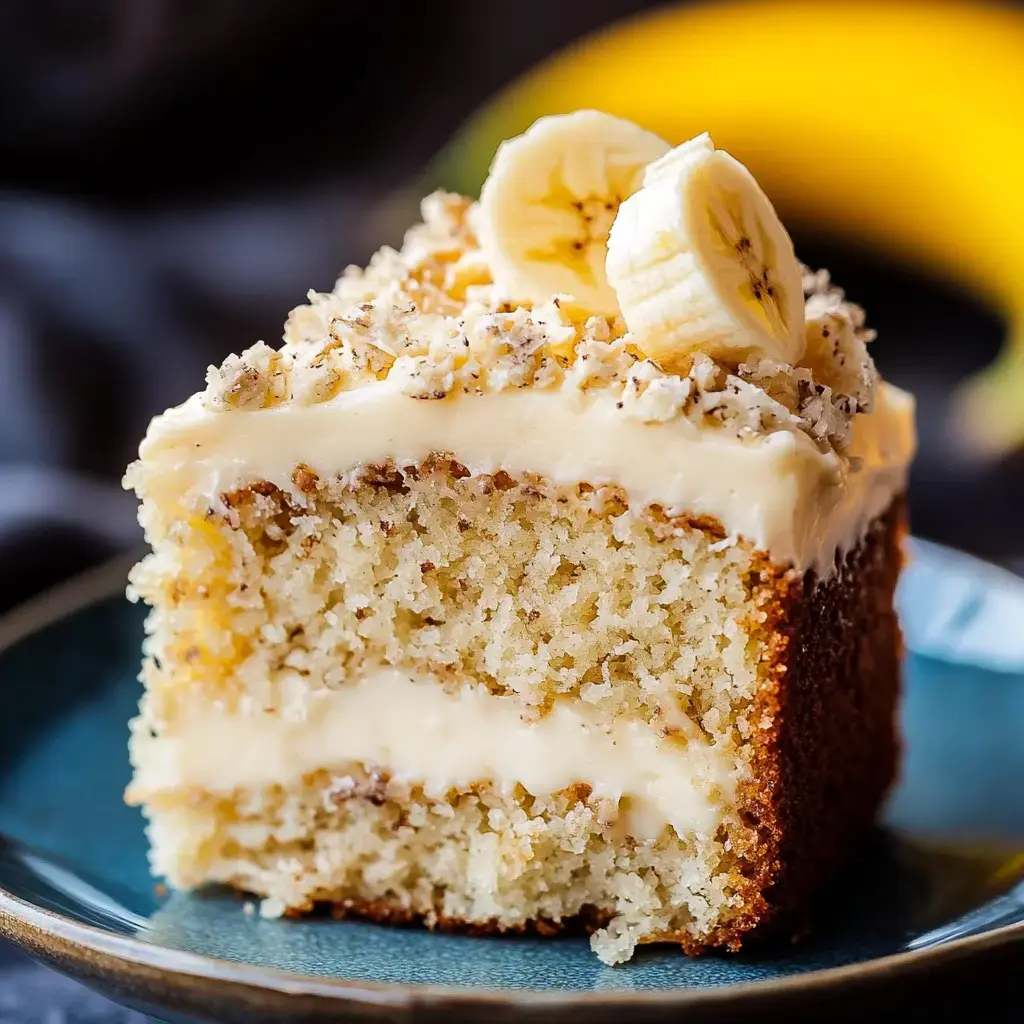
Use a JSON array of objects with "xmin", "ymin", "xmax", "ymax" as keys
[{"xmin": 707, "ymin": 498, "xmax": 905, "ymax": 950}]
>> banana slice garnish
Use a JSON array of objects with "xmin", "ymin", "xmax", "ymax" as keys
[
  {"xmin": 476, "ymin": 110, "xmax": 670, "ymax": 314},
  {"xmin": 606, "ymin": 133, "xmax": 805, "ymax": 370}
]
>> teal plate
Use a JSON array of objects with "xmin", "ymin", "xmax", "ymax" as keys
[{"xmin": 0, "ymin": 540, "xmax": 1023, "ymax": 1022}]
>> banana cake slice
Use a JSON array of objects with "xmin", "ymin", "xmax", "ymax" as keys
[{"xmin": 124, "ymin": 113, "xmax": 915, "ymax": 965}]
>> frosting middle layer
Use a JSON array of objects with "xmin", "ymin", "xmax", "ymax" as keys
[
  {"xmin": 128, "ymin": 669, "xmax": 737, "ymax": 843},
  {"xmin": 130, "ymin": 378, "xmax": 915, "ymax": 574}
]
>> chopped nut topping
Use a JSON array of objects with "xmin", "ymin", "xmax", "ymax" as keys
[
  {"xmin": 200, "ymin": 192, "xmax": 879, "ymax": 458},
  {"xmin": 203, "ymin": 342, "xmax": 289, "ymax": 410}
]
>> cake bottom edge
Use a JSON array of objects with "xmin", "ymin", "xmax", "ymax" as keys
[
  {"xmin": 239, "ymin": 886, "xmax": 790, "ymax": 960},
  {"xmin": 141, "ymin": 769, "xmax": 782, "ymax": 965},
  {"xmin": 220, "ymin": 882, "xmax": 822, "ymax": 961}
]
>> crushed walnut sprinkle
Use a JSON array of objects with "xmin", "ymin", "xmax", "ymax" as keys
[{"xmin": 201, "ymin": 191, "xmax": 878, "ymax": 453}]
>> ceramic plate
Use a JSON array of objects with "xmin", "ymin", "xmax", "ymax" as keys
[{"xmin": 0, "ymin": 540, "xmax": 1023, "ymax": 1023}]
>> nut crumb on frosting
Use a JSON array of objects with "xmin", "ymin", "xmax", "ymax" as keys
[
  {"xmin": 205, "ymin": 342, "xmax": 290, "ymax": 411},
  {"xmin": 200, "ymin": 191, "xmax": 879, "ymax": 457}
]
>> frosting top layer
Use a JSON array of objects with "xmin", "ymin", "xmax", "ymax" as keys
[
  {"xmin": 126, "ymin": 191, "xmax": 915, "ymax": 574},
  {"xmin": 130, "ymin": 371, "xmax": 912, "ymax": 575},
  {"xmin": 201, "ymin": 193, "xmax": 882, "ymax": 454}
]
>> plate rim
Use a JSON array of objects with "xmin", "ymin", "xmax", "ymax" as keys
[{"xmin": 0, "ymin": 543, "xmax": 1022, "ymax": 1013}]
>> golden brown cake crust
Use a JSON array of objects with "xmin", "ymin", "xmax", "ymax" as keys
[
  {"xmin": 705, "ymin": 497, "xmax": 906, "ymax": 951},
  {"xmin": 307, "ymin": 898, "xmax": 612, "ymax": 939}
]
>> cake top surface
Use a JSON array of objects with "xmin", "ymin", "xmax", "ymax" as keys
[
  {"xmin": 130, "ymin": 112, "xmax": 915, "ymax": 573},
  {"xmin": 202, "ymin": 188, "xmax": 879, "ymax": 457}
]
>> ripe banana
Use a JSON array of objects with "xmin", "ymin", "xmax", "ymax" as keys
[
  {"xmin": 606, "ymin": 132, "xmax": 804, "ymax": 369},
  {"xmin": 476, "ymin": 109, "xmax": 669, "ymax": 314},
  {"xmin": 428, "ymin": 0, "xmax": 1024, "ymax": 457}
]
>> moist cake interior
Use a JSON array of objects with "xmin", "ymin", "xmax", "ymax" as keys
[{"xmin": 128, "ymin": 459, "xmax": 905, "ymax": 964}]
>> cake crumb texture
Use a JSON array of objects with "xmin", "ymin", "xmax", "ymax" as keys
[
  {"xmin": 130, "ymin": 461, "xmax": 766, "ymax": 731},
  {"xmin": 129, "ymin": 456, "xmax": 904, "ymax": 963}
]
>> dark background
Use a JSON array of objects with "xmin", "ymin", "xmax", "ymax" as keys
[{"xmin": 0, "ymin": 0, "xmax": 1021, "ymax": 1018}]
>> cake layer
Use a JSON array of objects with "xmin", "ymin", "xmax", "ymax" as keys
[
  {"xmin": 128, "ymin": 458, "xmax": 773, "ymax": 724},
  {"xmin": 130, "ymin": 378, "xmax": 914, "ymax": 573},
  {"xmin": 144, "ymin": 770, "xmax": 744, "ymax": 966},
  {"xmin": 128, "ymin": 670, "xmax": 737, "ymax": 843}
]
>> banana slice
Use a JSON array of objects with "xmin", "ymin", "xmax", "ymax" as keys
[
  {"xmin": 606, "ymin": 133, "xmax": 805, "ymax": 369},
  {"xmin": 476, "ymin": 111, "xmax": 670, "ymax": 314}
]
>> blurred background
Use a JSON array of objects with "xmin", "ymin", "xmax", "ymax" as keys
[
  {"xmin": 0, "ymin": 0, "xmax": 1023, "ymax": 618},
  {"xmin": 0, "ymin": 2, "xmax": 1023, "ymax": 1016}
]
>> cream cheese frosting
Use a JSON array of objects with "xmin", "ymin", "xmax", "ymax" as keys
[
  {"xmin": 128, "ymin": 669, "xmax": 736, "ymax": 843},
  {"xmin": 128, "ymin": 376, "xmax": 913, "ymax": 576}
]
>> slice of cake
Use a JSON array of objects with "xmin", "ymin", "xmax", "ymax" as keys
[{"xmin": 124, "ymin": 111, "xmax": 915, "ymax": 965}]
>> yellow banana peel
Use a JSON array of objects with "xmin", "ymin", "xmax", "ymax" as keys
[{"xmin": 429, "ymin": 0, "xmax": 1024, "ymax": 458}]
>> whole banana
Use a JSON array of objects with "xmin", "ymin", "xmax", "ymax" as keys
[{"xmin": 428, "ymin": 0, "xmax": 1024, "ymax": 457}]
